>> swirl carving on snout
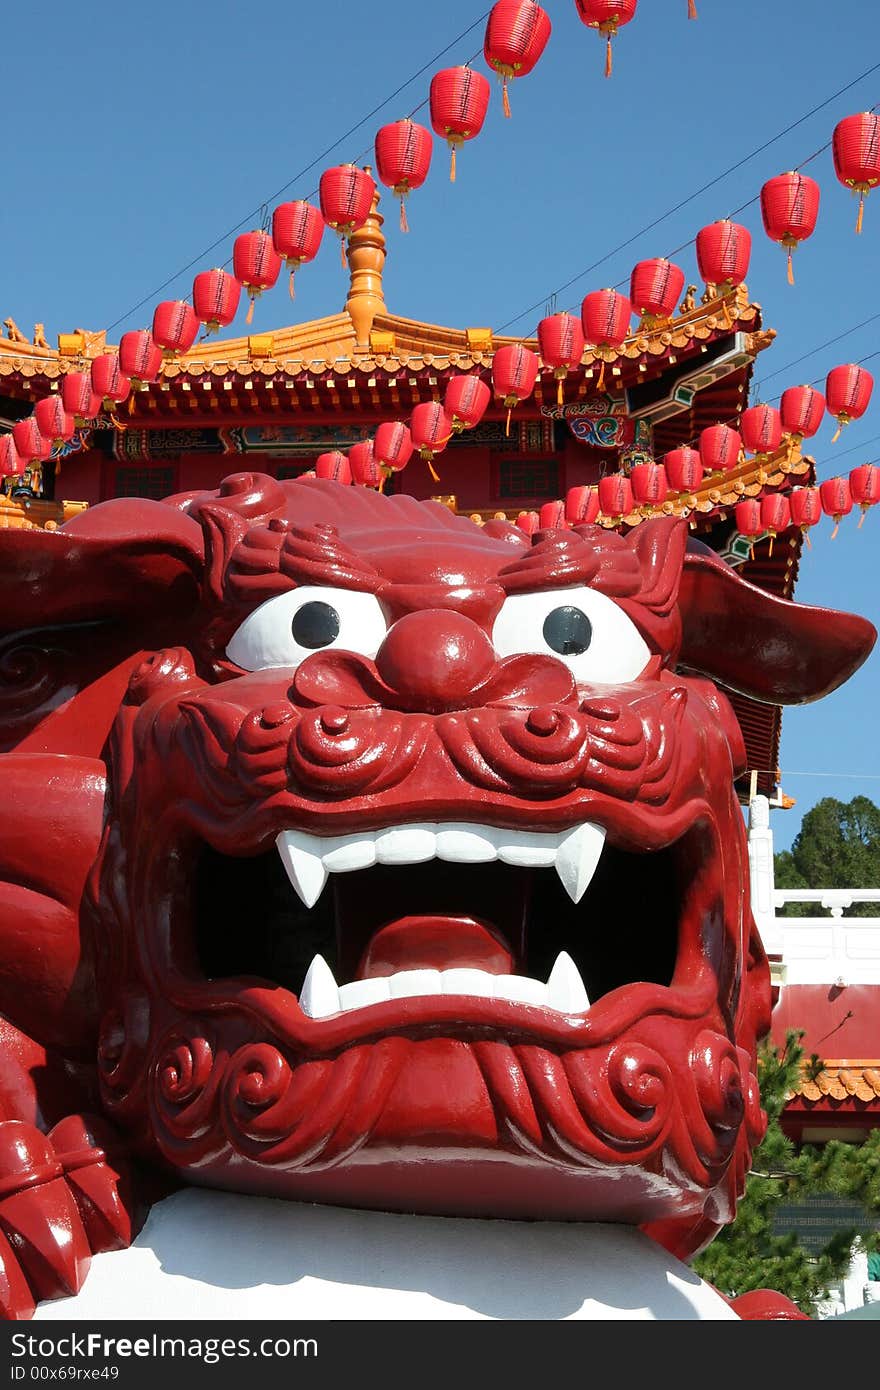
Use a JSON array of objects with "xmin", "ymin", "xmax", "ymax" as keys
[
  {"xmin": 149, "ymin": 1026, "xmax": 225, "ymax": 1162},
  {"xmin": 288, "ymin": 709, "xmax": 430, "ymax": 797},
  {"xmin": 690, "ymin": 1030, "xmax": 746, "ymax": 1166},
  {"xmin": 437, "ymin": 688, "xmax": 681, "ymax": 800}
]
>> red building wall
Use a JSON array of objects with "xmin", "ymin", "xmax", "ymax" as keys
[{"xmin": 57, "ymin": 431, "xmax": 612, "ymax": 512}]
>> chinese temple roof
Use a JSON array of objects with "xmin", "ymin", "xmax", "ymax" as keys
[{"xmin": 0, "ymin": 296, "xmax": 768, "ymax": 427}]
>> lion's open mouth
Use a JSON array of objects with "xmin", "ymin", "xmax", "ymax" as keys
[{"xmin": 193, "ymin": 819, "xmax": 712, "ymax": 1028}]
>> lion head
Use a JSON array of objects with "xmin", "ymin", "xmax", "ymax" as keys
[{"xmin": 0, "ymin": 471, "xmax": 873, "ymax": 1261}]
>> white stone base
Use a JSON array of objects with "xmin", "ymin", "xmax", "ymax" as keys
[{"xmin": 34, "ymin": 1188, "xmax": 738, "ymax": 1320}]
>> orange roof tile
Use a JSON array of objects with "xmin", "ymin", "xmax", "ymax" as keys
[{"xmin": 792, "ymin": 1064, "xmax": 880, "ymax": 1106}]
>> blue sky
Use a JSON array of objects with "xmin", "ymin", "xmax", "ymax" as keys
[{"xmin": 3, "ymin": 0, "xmax": 878, "ymax": 852}]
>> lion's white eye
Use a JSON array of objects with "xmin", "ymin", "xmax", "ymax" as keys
[
  {"xmin": 227, "ymin": 586, "xmax": 387, "ymax": 671},
  {"xmin": 492, "ymin": 586, "xmax": 650, "ymax": 683}
]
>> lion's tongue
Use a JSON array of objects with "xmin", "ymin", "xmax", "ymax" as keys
[{"xmin": 357, "ymin": 916, "xmax": 515, "ymax": 980}]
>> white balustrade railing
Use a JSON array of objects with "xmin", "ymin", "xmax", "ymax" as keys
[
  {"xmin": 747, "ymin": 796, "xmax": 880, "ymax": 984},
  {"xmin": 763, "ymin": 890, "xmax": 880, "ymax": 985},
  {"xmin": 773, "ymin": 888, "xmax": 880, "ymax": 918}
]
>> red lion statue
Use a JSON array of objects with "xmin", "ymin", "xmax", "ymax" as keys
[{"xmin": 0, "ymin": 473, "xmax": 873, "ymax": 1319}]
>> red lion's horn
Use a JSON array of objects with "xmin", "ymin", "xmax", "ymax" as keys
[{"xmin": 679, "ymin": 542, "xmax": 876, "ymax": 704}]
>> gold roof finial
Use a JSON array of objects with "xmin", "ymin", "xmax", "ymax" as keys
[{"xmin": 346, "ymin": 169, "xmax": 386, "ymax": 349}]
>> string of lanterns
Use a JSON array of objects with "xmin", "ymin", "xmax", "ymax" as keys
[
  {"xmin": 1, "ymin": 0, "xmax": 877, "ymax": 519},
  {"xmin": 307, "ymin": 338, "xmax": 876, "ymax": 547},
  {"xmin": 3, "ymin": 215, "xmax": 875, "ymax": 542}
]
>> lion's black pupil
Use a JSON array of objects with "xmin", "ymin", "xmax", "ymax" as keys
[
  {"xmin": 291, "ymin": 601, "xmax": 340, "ymax": 649},
  {"xmin": 542, "ymin": 606, "xmax": 592, "ymax": 656}
]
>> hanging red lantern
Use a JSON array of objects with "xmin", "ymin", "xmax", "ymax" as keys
[
  {"xmin": 118, "ymin": 330, "xmax": 162, "ymax": 411},
  {"xmin": 539, "ymin": 499, "xmax": 566, "ymax": 530},
  {"xmin": 445, "ymin": 374, "xmax": 491, "ymax": 432},
  {"xmin": 574, "ymin": 1, "xmax": 638, "ymax": 78},
  {"xmin": 233, "ymin": 230, "xmax": 282, "ymax": 325},
  {"xmin": 695, "ymin": 220, "xmax": 751, "ymax": 292},
  {"xmin": 483, "ymin": 1, "xmax": 552, "ymax": 117},
  {"xmin": 740, "ymin": 404, "xmax": 783, "ymax": 468},
  {"xmin": 565, "ymin": 484, "xmax": 600, "ymax": 525},
  {"xmin": 630, "ymin": 462, "xmax": 669, "ymax": 508},
  {"xmin": 34, "ymin": 395, "xmax": 75, "ymax": 447},
  {"xmin": 629, "ymin": 258, "xmax": 685, "ymax": 324},
  {"xmin": 759, "ymin": 171, "xmax": 820, "ymax": 285},
  {"xmin": 349, "ymin": 440, "xmax": 382, "ymax": 489},
  {"xmin": 492, "ymin": 344, "xmax": 539, "ymax": 435},
  {"xmin": 12, "ymin": 416, "xmax": 52, "ymax": 464},
  {"xmin": 699, "ymin": 424, "xmax": 742, "ymax": 474},
  {"xmin": 374, "ymin": 421, "xmax": 414, "ymax": 479},
  {"xmin": 832, "ymin": 112, "xmax": 880, "ymax": 233},
  {"xmin": 62, "ymin": 371, "xmax": 102, "ymax": 424},
  {"xmin": 789, "ymin": 486, "xmax": 822, "ymax": 545},
  {"xmin": 374, "ymin": 120, "xmax": 433, "ymax": 233},
  {"xmin": 820, "ymin": 476, "xmax": 853, "ymax": 538},
  {"xmin": 735, "ymin": 498, "xmax": 763, "ymax": 552},
  {"xmin": 193, "ymin": 268, "xmax": 241, "ymax": 334},
  {"xmin": 580, "ymin": 289, "xmax": 631, "ymax": 392},
  {"xmin": 0, "ymin": 434, "xmax": 20, "ymax": 477},
  {"xmin": 429, "ymin": 67, "xmax": 491, "ymax": 181},
  {"xmin": 663, "ymin": 446, "xmax": 703, "ymax": 497},
  {"xmin": 516, "ymin": 510, "xmax": 541, "ymax": 536},
  {"xmin": 271, "ymin": 201, "xmax": 324, "ymax": 298},
  {"xmin": 760, "ymin": 493, "xmax": 792, "ymax": 556},
  {"xmin": 537, "ymin": 313, "xmax": 585, "ymax": 405},
  {"xmin": 410, "ymin": 402, "xmax": 454, "ymax": 482},
  {"xmin": 153, "ymin": 301, "xmax": 200, "ymax": 357},
  {"xmin": 319, "ymin": 165, "xmax": 376, "ymax": 265},
  {"xmin": 580, "ymin": 288, "xmax": 632, "ymax": 349},
  {"xmin": 118, "ymin": 329, "xmax": 162, "ymax": 384},
  {"xmin": 849, "ymin": 463, "xmax": 880, "ymax": 526},
  {"xmin": 315, "ymin": 451, "xmax": 352, "ymax": 484},
  {"xmin": 90, "ymin": 354, "xmax": 131, "ymax": 409},
  {"xmin": 825, "ymin": 364, "xmax": 874, "ymax": 442},
  {"xmin": 598, "ymin": 473, "xmax": 633, "ymax": 522},
  {"xmin": 779, "ymin": 385, "xmax": 825, "ymax": 449}
]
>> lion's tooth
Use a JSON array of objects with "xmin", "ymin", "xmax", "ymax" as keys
[
  {"xmin": 492, "ymin": 975, "xmax": 547, "ymax": 1006},
  {"xmin": 389, "ymin": 969, "xmax": 442, "ymax": 999},
  {"xmin": 546, "ymin": 951, "xmax": 591, "ymax": 1013},
  {"xmin": 495, "ymin": 832, "xmax": 558, "ymax": 868},
  {"xmin": 554, "ymin": 822, "xmax": 606, "ymax": 904},
  {"xmin": 440, "ymin": 968, "xmax": 496, "ymax": 998},
  {"xmin": 374, "ymin": 825, "xmax": 437, "ymax": 865},
  {"xmin": 276, "ymin": 830, "xmax": 328, "ymax": 909},
  {"xmin": 299, "ymin": 954, "xmax": 340, "ymax": 1019},
  {"xmin": 320, "ymin": 834, "xmax": 377, "ymax": 873},
  {"xmin": 338, "ymin": 977, "xmax": 391, "ymax": 1010},
  {"xmin": 435, "ymin": 824, "xmax": 499, "ymax": 863}
]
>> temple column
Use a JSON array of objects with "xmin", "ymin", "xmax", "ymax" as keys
[{"xmin": 748, "ymin": 794, "xmax": 779, "ymax": 950}]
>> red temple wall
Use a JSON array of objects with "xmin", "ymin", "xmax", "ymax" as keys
[
  {"xmin": 56, "ymin": 449, "xmax": 103, "ymax": 506},
  {"xmin": 56, "ymin": 431, "xmax": 611, "ymax": 511}
]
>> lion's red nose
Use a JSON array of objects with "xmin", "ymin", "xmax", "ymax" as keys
[{"xmin": 375, "ymin": 610, "xmax": 496, "ymax": 712}]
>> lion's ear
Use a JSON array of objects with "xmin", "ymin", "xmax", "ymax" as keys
[
  {"xmin": 628, "ymin": 517, "xmax": 688, "ymax": 614},
  {"xmin": 678, "ymin": 546, "xmax": 876, "ymax": 704},
  {"xmin": 0, "ymin": 499, "xmax": 205, "ymax": 634}
]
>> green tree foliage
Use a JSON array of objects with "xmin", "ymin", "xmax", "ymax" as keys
[
  {"xmin": 774, "ymin": 796, "xmax": 880, "ymax": 917},
  {"xmin": 694, "ymin": 1032, "xmax": 880, "ymax": 1315}
]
